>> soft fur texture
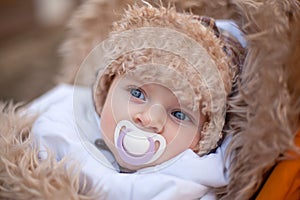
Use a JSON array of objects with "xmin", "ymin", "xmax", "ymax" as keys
[
  {"xmin": 1, "ymin": 0, "xmax": 300, "ymax": 199},
  {"xmin": 0, "ymin": 103, "xmax": 97, "ymax": 199},
  {"xmin": 200, "ymin": 1, "xmax": 300, "ymax": 199}
]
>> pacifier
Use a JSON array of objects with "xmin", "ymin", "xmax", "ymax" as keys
[{"xmin": 114, "ymin": 120, "xmax": 166, "ymax": 166}]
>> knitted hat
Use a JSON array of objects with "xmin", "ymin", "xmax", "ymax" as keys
[{"xmin": 92, "ymin": 5, "xmax": 244, "ymax": 155}]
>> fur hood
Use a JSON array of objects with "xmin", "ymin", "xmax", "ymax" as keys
[{"xmin": 1, "ymin": 0, "xmax": 300, "ymax": 199}]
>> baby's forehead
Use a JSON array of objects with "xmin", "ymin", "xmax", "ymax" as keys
[{"xmin": 123, "ymin": 65, "xmax": 201, "ymax": 112}]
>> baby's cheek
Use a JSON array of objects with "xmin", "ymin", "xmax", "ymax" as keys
[
  {"xmin": 189, "ymin": 132, "xmax": 201, "ymax": 150},
  {"xmin": 100, "ymin": 109, "xmax": 116, "ymax": 143},
  {"xmin": 169, "ymin": 127, "xmax": 200, "ymax": 150}
]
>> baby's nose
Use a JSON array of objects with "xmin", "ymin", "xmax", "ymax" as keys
[{"xmin": 135, "ymin": 104, "xmax": 167, "ymax": 133}]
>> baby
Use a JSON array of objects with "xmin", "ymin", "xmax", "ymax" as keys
[{"xmin": 32, "ymin": 4, "xmax": 245, "ymax": 200}]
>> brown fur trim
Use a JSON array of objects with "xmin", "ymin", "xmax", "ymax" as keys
[
  {"xmin": 223, "ymin": 1, "xmax": 300, "ymax": 199},
  {"xmin": 170, "ymin": 0, "xmax": 240, "ymax": 20},
  {"xmin": 0, "ymin": 102, "xmax": 97, "ymax": 199}
]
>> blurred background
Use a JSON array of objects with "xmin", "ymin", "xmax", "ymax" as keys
[{"xmin": 0, "ymin": 0, "xmax": 81, "ymax": 103}]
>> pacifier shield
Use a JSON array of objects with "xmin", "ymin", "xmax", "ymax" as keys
[{"xmin": 114, "ymin": 120, "xmax": 166, "ymax": 165}]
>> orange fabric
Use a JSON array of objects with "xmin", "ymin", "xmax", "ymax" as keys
[{"xmin": 256, "ymin": 131, "xmax": 300, "ymax": 200}]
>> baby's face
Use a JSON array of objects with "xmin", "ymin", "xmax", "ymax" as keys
[{"xmin": 99, "ymin": 74, "xmax": 205, "ymax": 170}]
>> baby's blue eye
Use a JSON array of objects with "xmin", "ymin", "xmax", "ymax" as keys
[
  {"xmin": 130, "ymin": 88, "xmax": 145, "ymax": 100},
  {"xmin": 171, "ymin": 111, "xmax": 190, "ymax": 121}
]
